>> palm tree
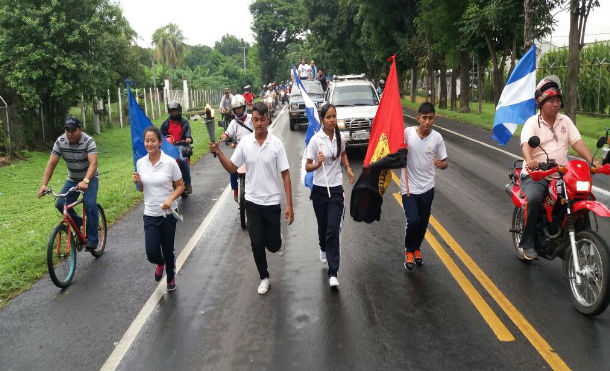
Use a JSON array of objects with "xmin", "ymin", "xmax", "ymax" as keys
[{"xmin": 152, "ymin": 23, "xmax": 186, "ymax": 79}]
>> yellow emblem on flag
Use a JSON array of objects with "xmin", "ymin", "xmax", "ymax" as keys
[{"xmin": 371, "ymin": 133, "xmax": 391, "ymax": 196}]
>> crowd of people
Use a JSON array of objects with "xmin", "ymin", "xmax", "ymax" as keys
[{"xmin": 36, "ymin": 73, "xmax": 594, "ymax": 296}]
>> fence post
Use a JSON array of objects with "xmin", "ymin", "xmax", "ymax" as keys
[
  {"xmin": 135, "ymin": 88, "xmax": 139, "ymax": 103},
  {"xmin": 149, "ymin": 87, "xmax": 155, "ymax": 120},
  {"xmin": 0, "ymin": 96, "xmax": 10, "ymax": 157},
  {"xmin": 183, "ymin": 79, "xmax": 189, "ymax": 111},
  {"xmin": 107, "ymin": 89, "xmax": 112, "ymax": 124},
  {"xmin": 81, "ymin": 94, "xmax": 86, "ymax": 129},
  {"xmin": 40, "ymin": 106, "xmax": 45, "ymax": 143},
  {"xmin": 143, "ymin": 88, "xmax": 149, "ymax": 117},
  {"xmin": 156, "ymin": 88, "xmax": 162, "ymax": 117},
  {"xmin": 118, "ymin": 88, "xmax": 123, "ymax": 128}
]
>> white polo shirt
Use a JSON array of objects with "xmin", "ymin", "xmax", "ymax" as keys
[
  {"xmin": 306, "ymin": 130, "xmax": 346, "ymax": 187},
  {"xmin": 225, "ymin": 115, "xmax": 254, "ymax": 143},
  {"xmin": 136, "ymin": 151, "xmax": 182, "ymax": 217},
  {"xmin": 230, "ymin": 133, "xmax": 290, "ymax": 206},
  {"xmin": 298, "ymin": 63, "xmax": 311, "ymax": 79},
  {"xmin": 400, "ymin": 126, "xmax": 447, "ymax": 195}
]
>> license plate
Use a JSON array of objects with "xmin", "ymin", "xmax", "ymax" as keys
[{"xmin": 351, "ymin": 131, "xmax": 369, "ymax": 141}]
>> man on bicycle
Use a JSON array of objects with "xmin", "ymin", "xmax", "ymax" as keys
[
  {"xmin": 220, "ymin": 95, "xmax": 253, "ymax": 202},
  {"xmin": 161, "ymin": 101, "xmax": 193, "ymax": 194},
  {"xmin": 38, "ymin": 117, "xmax": 99, "ymax": 250}
]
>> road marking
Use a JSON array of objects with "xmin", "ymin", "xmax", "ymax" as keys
[
  {"xmin": 429, "ymin": 216, "xmax": 571, "ymax": 371},
  {"xmin": 270, "ymin": 104, "xmax": 288, "ymax": 129},
  {"xmin": 100, "ymin": 184, "xmax": 232, "ymax": 371},
  {"xmin": 402, "ymin": 112, "xmax": 610, "ymax": 199},
  {"xmin": 390, "ymin": 171, "xmax": 570, "ymax": 370},
  {"xmin": 392, "ymin": 192, "xmax": 514, "ymax": 342}
]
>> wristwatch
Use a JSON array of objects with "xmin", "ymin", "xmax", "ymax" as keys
[{"xmin": 83, "ymin": 178, "xmax": 90, "ymax": 184}]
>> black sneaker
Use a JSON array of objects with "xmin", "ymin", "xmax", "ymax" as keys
[
  {"xmin": 154, "ymin": 264, "xmax": 164, "ymax": 281},
  {"xmin": 186, "ymin": 184, "xmax": 193, "ymax": 194},
  {"xmin": 523, "ymin": 247, "xmax": 538, "ymax": 260},
  {"xmin": 167, "ymin": 278, "xmax": 176, "ymax": 292}
]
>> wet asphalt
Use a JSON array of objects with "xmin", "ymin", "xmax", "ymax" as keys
[{"xmin": 1, "ymin": 106, "xmax": 609, "ymax": 371}]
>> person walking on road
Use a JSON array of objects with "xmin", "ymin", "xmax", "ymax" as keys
[
  {"xmin": 132, "ymin": 126, "xmax": 185, "ymax": 292},
  {"xmin": 401, "ymin": 102, "xmax": 448, "ymax": 270},
  {"xmin": 210, "ymin": 102, "xmax": 294, "ymax": 295},
  {"xmin": 305, "ymin": 104, "xmax": 355, "ymax": 288},
  {"xmin": 38, "ymin": 116, "xmax": 100, "ymax": 251},
  {"xmin": 518, "ymin": 75, "xmax": 598, "ymax": 260}
]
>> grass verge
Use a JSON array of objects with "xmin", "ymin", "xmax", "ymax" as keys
[{"xmin": 0, "ymin": 114, "xmax": 224, "ymax": 308}]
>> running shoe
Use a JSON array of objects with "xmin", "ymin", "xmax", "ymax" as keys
[
  {"xmin": 414, "ymin": 249, "xmax": 423, "ymax": 266},
  {"xmin": 329, "ymin": 276, "xmax": 340, "ymax": 288},
  {"xmin": 155, "ymin": 264, "xmax": 164, "ymax": 281},
  {"xmin": 257, "ymin": 278, "xmax": 270, "ymax": 295},
  {"xmin": 404, "ymin": 251, "xmax": 414, "ymax": 271},
  {"xmin": 167, "ymin": 278, "xmax": 176, "ymax": 292}
]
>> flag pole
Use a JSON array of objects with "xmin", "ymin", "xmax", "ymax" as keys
[{"xmin": 319, "ymin": 145, "xmax": 331, "ymax": 198}]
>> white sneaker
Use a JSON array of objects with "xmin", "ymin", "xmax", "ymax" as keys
[
  {"xmin": 278, "ymin": 236, "xmax": 285, "ymax": 256},
  {"xmin": 320, "ymin": 251, "xmax": 327, "ymax": 264},
  {"xmin": 329, "ymin": 276, "xmax": 340, "ymax": 287},
  {"xmin": 257, "ymin": 278, "xmax": 270, "ymax": 295}
]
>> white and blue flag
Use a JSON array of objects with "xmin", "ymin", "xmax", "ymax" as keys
[
  {"xmin": 492, "ymin": 45, "xmax": 537, "ymax": 146},
  {"xmin": 293, "ymin": 64, "xmax": 321, "ymax": 188}
]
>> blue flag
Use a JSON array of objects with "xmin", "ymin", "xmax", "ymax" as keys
[
  {"xmin": 293, "ymin": 65, "xmax": 321, "ymax": 189},
  {"xmin": 492, "ymin": 45, "xmax": 537, "ymax": 146},
  {"xmin": 127, "ymin": 81, "xmax": 179, "ymax": 174}
]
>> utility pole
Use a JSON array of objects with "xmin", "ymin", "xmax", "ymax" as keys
[{"xmin": 242, "ymin": 47, "xmax": 247, "ymax": 72}]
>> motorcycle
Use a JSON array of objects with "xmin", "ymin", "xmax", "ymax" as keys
[
  {"xmin": 280, "ymin": 89, "xmax": 288, "ymax": 105},
  {"xmin": 506, "ymin": 134, "xmax": 610, "ymax": 316},
  {"xmin": 264, "ymin": 93, "xmax": 276, "ymax": 117},
  {"xmin": 218, "ymin": 107, "xmax": 233, "ymax": 132},
  {"xmin": 165, "ymin": 135, "xmax": 192, "ymax": 199}
]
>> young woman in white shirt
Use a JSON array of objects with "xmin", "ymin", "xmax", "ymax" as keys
[
  {"xmin": 132, "ymin": 126, "xmax": 185, "ymax": 292},
  {"xmin": 305, "ymin": 104, "xmax": 355, "ymax": 288}
]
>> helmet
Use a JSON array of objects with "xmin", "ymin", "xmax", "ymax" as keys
[
  {"xmin": 535, "ymin": 75, "xmax": 562, "ymax": 108},
  {"xmin": 168, "ymin": 101, "xmax": 181, "ymax": 112},
  {"xmin": 224, "ymin": 87, "xmax": 230, "ymax": 93},
  {"xmin": 231, "ymin": 95, "xmax": 247, "ymax": 120},
  {"xmin": 244, "ymin": 85, "xmax": 251, "ymax": 90},
  {"xmin": 379, "ymin": 79, "xmax": 385, "ymax": 86}
]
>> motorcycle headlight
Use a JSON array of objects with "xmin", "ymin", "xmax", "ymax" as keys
[
  {"xmin": 576, "ymin": 181, "xmax": 591, "ymax": 192},
  {"xmin": 337, "ymin": 119, "xmax": 346, "ymax": 129}
]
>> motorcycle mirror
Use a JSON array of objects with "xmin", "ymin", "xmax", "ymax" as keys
[
  {"xmin": 597, "ymin": 136, "xmax": 606, "ymax": 149},
  {"xmin": 527, "ymin": 136, "xmax": 540, "ymax": 148}
]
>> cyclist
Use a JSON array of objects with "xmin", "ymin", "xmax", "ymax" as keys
[
  {"xmin": 38, "ymin": 116, "xmax": 99, "ymax": 250},
  {"xmin": 160, "ymin": 101, "xmax": 193, "ymax": 194},
  {"xmin": 220, "ymin": 95, "xmax": 253, "ymax": 202}
]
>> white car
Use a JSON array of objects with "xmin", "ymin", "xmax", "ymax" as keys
[{"xmin": 324, "ymin": 74, "xmax": 380, "ymax": 146}]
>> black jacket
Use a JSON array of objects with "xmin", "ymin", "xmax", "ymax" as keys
[{"xmin": 160, "ymin": 116, "xmax": 193, "ymax": 142}]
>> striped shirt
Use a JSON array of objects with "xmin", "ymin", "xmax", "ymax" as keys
[{"xmin": 52, "ymin": 133, "xmax": 98, "ymax": 182}]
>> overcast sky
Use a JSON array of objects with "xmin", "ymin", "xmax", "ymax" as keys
[{"xmin": 117, "ymin": 0, "xmax": 609, "ymax": 49}]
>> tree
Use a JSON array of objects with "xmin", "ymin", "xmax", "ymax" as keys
[
  {"xmin": 152, "ymin": 23, "xmax": 187, "ymax": 79},
  {"xmin": 215, "ymin": 34, "xmax": 250, "ymax": 70},
  {"xmin": 250, "ymin": 0, "xmax": 307, "ymax": 84},
  {"xmin": 0, "ymin": 0, "xmax": 138, "ymax": 139},
  {"xmin": 565, "ymin": 0, "xmax": 600, "ymax": 123}
]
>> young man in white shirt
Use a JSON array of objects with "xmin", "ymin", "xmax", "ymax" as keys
[
  {"xmin": 210, "ymin": 102, "xmax": 294, "ymax": 295},
  {"xmin": 400, "ymin": 102, "xmax": 448, "ymax": 270},
  {"xmin": 298, "ymin": 58, "xmax": 311, "ymax": 80}
]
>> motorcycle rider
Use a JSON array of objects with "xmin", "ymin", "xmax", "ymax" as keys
[
  {"xmin": 160, "ymin": 101, "xmax": 193, "ymax": 194},
  {"xmin": 377, "ymin": 79, "xmax": 385, "ymax": 98},
  {"xmin": 519, "ymin": 75, "xmax": 599, "ymax": 260},
  {"xmin": 220, "ymin": 95, "xmax": 253, "ymax": 202},
  {"xmin": 219, "ymin": 88, "xmax": 233, "ymax": 129},
  {"xmin": 243, "ymin": 85, "xmax": 255, "ymax": 112}
]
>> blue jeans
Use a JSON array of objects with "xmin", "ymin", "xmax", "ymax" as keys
[
  {"xmin": 311, "ymin": 185, "xmax": 344, "ymax": 277},
  {"xmin": 402, "ymin": 188, "xmax": 434, "ymax": 253},
  {"xmin": 175, "ymin": 145, "xmax": 191, "ymax": 186},
  {"xmin": 56, "ymin": 177, "xmax": 99, "ymax": 247},
  {"xmin": 143, "ymin": 215, "xmax": 177, "ymax": 282}
]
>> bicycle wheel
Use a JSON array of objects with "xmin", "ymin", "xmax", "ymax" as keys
[
  {"xmin": 47, "ymin": 224, "xmax": 77, "ymax": 288},
  {"xmin": 239, "ymin": 174, "xmax": 247, "ymax": 230},
  {"xmin": 90, "ymin": 204, "xmax": 107, "ymax": 257}
]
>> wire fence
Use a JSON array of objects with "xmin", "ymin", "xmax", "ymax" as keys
[{"xmin": 0, "ymin": 86, "xmax": 222, "ymax": 157}]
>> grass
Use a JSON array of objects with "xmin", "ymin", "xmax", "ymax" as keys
[
  {"xmin": 402, "ymin": 97, "xmax": 610, "ymax": 156},
  {"xmin": 0, "ymin": 113, "xmax": 224, "ymax": 307}
]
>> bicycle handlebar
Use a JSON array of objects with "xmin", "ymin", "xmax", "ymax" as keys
[{"xmin": 42, "ymin": 186, "xmax": 83, "ymax": 198}]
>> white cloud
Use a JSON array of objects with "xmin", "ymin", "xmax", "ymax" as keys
[{"xmin": 117, "ymin": 0, "xmax": 256, "ymax": 48}]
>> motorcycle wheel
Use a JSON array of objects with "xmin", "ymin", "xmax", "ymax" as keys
[
  {"xmin": 511, "ymin": 207, "xmax": 529, "ymax": 262},
  {"xmin": 567, "ymin": 230, "xmax": 610, "ymax": 316},
  {"xmin": 239, "ymin": 173, "xmax": 247, "ymax": 230}
]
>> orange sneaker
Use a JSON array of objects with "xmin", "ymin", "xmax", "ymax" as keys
[
  {"xmin": 404, "ymin": 251, "xmax": 414, "ymax": 271},
  {"xmin": 414, "ymin": 249, "xmax": 423, "ymax": 266}
]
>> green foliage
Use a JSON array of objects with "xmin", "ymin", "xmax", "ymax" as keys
[
  {"xmin": 538, "ymin": 42, "xmax": 610, "ymax": 114},
  {"xmin": 152, "ymin": 23, "xmax": 187, "ymax": 78}
]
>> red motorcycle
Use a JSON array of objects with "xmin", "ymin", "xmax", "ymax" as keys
[
  {"xmin": 506, "ymin": 135, "xmax": 610, "ymax": 316},
  {"xmin": 165, "ymin": 135, "xmax": 192, "ymax": 199}
]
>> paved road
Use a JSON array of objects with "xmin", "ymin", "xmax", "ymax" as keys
[{"xmin": 1, "ymin": 107, "xmax": 609, "ymax": 371}]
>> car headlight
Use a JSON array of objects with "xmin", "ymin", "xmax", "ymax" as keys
[
  {"xmin": 291, "ymin": 104, "xmax": 299, "ymax": 109},
  {"xmin": 337, "ymin": 119, "xmax": 346, "ymax": 129},
  {"xmin": 576, "ymin": 181, "xmax": 590, "ymax": 192}
]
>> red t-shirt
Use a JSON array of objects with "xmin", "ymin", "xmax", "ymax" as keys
[
  {"xmin": 168, "ymin": 120, "xmax": 183, "ymax": 143},
  {"xmin": 243, "ymin": 92, "xmax": 254, "ymax": 104}
]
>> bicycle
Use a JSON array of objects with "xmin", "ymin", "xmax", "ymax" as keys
[{"xmin": 42, "ymin": 186, "xmax": 107, "ymax": 288}]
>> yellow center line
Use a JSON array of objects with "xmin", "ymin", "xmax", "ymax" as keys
[
  {"xmin": 392, "ymin": 192, "xmax": 514, "ymax": 342},
  {"xmin": 390, "ymin": 170, "xmax": 570, "ymax": 371},
  {"xmin": 429, "ymin": 216, "xmax": 570, "ymax": 371}
]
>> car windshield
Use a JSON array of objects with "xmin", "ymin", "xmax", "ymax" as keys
[
  {"xmin": 292, "ymin": 82, "xmax": 323, "ymax": 95},
  {"xmin": 332, "ymin": 85, "xmax": 379, "ymax": 106}
]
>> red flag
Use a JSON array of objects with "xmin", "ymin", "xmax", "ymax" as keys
[{"xmin": 364, "ymin": 55, "xmax": 406, "ymax": 167}]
